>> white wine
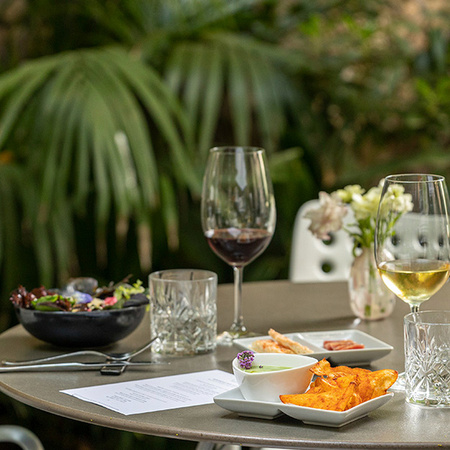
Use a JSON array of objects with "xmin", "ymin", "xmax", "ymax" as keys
[{"xmin": 378, "ymin": 260, "xmax": 450, "ymax": 306}]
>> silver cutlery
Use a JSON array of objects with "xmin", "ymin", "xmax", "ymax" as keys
[
  {"xmin": 0, "ymin": 361, "xmax": 163, "ymax": 372},
  {"xmin": 100, "ymin": 355, "xmax": 135, "ymax": 376},
  {"xmin": 2, "ymin": 338, "xmax": 156, "ymax": 366},
  {"xmin": 100, "ymin": 361, "xmax": 130, "ymax": 376}
]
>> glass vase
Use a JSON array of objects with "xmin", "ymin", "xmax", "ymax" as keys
[{"xmin": 348, "ymin": 244, "xmax": 395, "ymax": 320}]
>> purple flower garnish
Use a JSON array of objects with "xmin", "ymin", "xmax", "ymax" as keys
[
  {"xmin": 73, "ymin": 292, "xmax": 93, "ymax": 304},
  {"xmin": 237, "ymin": 350, "xmax": 255, "ymax": 370}
]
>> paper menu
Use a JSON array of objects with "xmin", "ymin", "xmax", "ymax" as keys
[{"xmin": 61, "ymin": 370, "xmax": 237, "ymax": 416}]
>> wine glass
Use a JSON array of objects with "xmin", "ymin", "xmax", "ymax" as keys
[
  {"xmin": 375, "ymin": 174, "xmax": 450, "ymax": 390},
  {"xmin": 201, "ymin": 146, "xmax": 276, "ymax": 344},
  {"xmin": 375, "ymin": 174, "xmax": 450, "ymax": 314}
]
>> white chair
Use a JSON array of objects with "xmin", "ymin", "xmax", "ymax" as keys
[
  {"xmin": 289, "ymin": 200, "xmax": 447, "ymax": 284},
  {"xmin": 289, "ymin": 200, "xmax": 354, "ymax": 283},
  {"xmin": 0, "ymin": 425, "xmax": 44, "ymax": 450}
]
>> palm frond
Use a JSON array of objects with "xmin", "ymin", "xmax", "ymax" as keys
[
  {"xmin": 0, "ymin": 58, "xmax": 60, "ymax": 148},
  {"xmin": 0, "ymin": 46, "xmax": 195, "ymax": 277},
  {"xmin": 227, "ymin": 43, "xmax": 252, "ymax": 146},
  {"xmin": 160, "ymin": 174, "xmax": 179, "ymax": 251},
  {"xmin": 105, "ymin": 47, "xmax": 201, "ymax": 193},
  {"xmin": 198, "ymin": 45, "xmax": 224, "ymax": 158},
  {"xmin": 0, "ymin": 164, "xmax": 22, "ymax": 285},
  {"xmin": 165, "ymin": 31, "xmax": 297, "ymax": 154},
  {"xmin": 139, "ymin": 0, "xmax": 258, "ymax": 32},
  {"xmin": 48, "ymin": 189, "xmax": 77, "ymax": 284},
  {"xmin": 0, "ymin": 161, "xmax": 65, "ymax": 288}
]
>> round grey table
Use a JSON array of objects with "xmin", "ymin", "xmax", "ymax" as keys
[{"xmin": 1, "ymin": 280, "xmax": 449, "ymax": 449}]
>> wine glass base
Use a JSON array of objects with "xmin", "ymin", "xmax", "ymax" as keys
[{"xmin": 216, "ymin": 328, "xmax": 259, "ymax": 346}]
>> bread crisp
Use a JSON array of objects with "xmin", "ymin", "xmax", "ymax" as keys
[
  {"xmin": 251, "ymin": 339, "xmax": 295, "ymax": 354},
  {"xmin": 268, "ymin": 328, "xmax": 313, "ymax": 354}
]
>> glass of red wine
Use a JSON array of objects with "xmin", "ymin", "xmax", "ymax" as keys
[{"xmin": 201, "ymin": 146, "xmax": 276, "ymax": 344}]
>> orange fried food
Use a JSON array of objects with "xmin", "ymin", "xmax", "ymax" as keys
[
  {"xmin": 357, "ymin": 367, "xmax": 399, "ymax": 402},
  {"xmin": 280, "ymin": 359, "xmax": 398, "ymax": 411},
  {"xmin": 280, "ymin": 374, "xmax": 357, "ymax": 411},
  {"xmin": 311, "ymin": 358, "xmax": 371, "ymax": 378}
]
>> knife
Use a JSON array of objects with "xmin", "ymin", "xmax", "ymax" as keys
[{"xmin": 0, "ymin": 361, "xmax": 162, "ymax": 372}]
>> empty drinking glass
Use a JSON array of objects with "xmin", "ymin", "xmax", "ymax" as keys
[
  {"xmin": 404, "ymin": 310, "xmax": 450, "ymax": 407},
  {"xmin": 149, "ymin": 269, "xmax": 217, "ymax": 356}
]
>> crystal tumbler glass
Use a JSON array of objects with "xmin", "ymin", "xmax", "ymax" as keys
[
  {"xmin": 404, "ymin": 310, "xmax": 450, "ymax": 407},
  {"xmin": 149, "ymin": 269, "xmax": 217, "ymax": 356}
]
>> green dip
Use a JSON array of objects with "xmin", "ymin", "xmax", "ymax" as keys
[{"xmin": 244, "ymin": 365, "xmax": 292, "ymax": 373}]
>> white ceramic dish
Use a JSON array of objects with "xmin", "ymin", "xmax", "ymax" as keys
[
  {"xmin": 214, "ymin": 387, "xmax": 283, "ymax": 419},
  {"xmin": 232, "ymin": 353, "xmax": 316, "ymax": 402},
  {"xmin": 279, "ymin": 393, "xmax": 394, "ymax": 427},
  {"xmin": 213, "ymin": 388, "xmax": 394, "ymax": 427},
  {"xmin": 234, "ymin": 329, "xmax": 393, "ymax": 366}
]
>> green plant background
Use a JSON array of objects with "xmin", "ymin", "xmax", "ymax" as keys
[{"xmin": 0, "ymin": 0, "xmax": 448, "ymax": 448}]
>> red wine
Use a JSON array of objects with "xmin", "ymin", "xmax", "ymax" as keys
[{"xmin": 206, "ymin": 228, "xmax": 272, "ymax": 266}]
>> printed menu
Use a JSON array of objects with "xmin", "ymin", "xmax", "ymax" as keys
[{"xmin": 61, "ymin": 370, "xmax": 237, "ymax": 416}]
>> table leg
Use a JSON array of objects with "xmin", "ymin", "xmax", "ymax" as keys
[{"xmin": 195, "ymin": 443, "xmax": 243, "ymax": 450}]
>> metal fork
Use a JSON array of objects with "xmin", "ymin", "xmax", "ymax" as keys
[{"xmin": 2, "ymin": 337, "xmax": 156, "ymax": 366}]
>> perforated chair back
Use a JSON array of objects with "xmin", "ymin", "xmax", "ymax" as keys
[
  {"xmin": 382, "ymin": 212, "xmax": 447, "ymax": 261},
  {"xmin": 289, "ymin": 200, "xmax": 354, "ymax": 283}
]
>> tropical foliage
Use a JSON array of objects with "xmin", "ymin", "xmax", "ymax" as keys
[
  {"xmin": 0, "ymin": 0, "xmax": 448, "ymax": 321},
  {"xmin": 0, "ymin": 0, "xmax": 447, "ymax": 317}
]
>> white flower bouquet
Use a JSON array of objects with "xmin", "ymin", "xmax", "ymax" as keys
[{"xmin": 305, "ymin": 180, "xmax": 413, "ymax": 255}]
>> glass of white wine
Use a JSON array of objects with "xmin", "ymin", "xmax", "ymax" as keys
[
  {"xmin": 375, "ymin": 174, "xmax": 450, "ymax": 314},
  {"xmin": 375, "ymin": 174, "xmax": 450, "ymax": 392}
]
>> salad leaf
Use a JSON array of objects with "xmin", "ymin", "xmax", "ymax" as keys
[{"xmin": 32, "ymin": 295, "xmax": 75, "ymax": 311}]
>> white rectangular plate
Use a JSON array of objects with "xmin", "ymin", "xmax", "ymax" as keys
[
  {"xmin": 278, "ymin": 393, "xmax": 394, "ymax": 427},
  {"xmin": 234, "ymin": 329, "xmax": 393, "ymax": 366},
  {"xmin": 214, "ymin": 387, "xmax": 394, "ymax": 427}
]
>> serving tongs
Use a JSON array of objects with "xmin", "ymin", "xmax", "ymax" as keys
[
  {"xmin": 0, "ymin": 360, "xmax": 160, "ymax": 372},
  {"xmin": 2, "ymin": 338, "xmax": 156, "ymax": 367}
]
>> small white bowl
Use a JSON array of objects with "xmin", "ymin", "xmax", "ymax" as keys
[{"xmin": 232, "ymin": 353, "xmax": 317, "ymax": 403}]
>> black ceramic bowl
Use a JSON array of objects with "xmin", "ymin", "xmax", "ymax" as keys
[{"xmin": 14, "ymin": 305, "xmax": 147, "ymax": 348}]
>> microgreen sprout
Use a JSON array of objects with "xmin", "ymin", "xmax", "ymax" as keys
[{"xmin": 237, "ymin": 350, "xmax": 255, "ymax": 370}]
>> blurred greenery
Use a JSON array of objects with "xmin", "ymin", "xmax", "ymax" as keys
[{"xmin": 0, "ymin": 0, "xmax": 448, "ymax": 448}]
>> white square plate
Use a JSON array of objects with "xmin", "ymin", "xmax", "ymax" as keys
[
  {"xmin": 234, "ymin": 329, "xmax": 393, "ymax": 366},
  {"xmin": 213, "ymin": 387, "xmax": 394, "ymax": 427},
  {"xmin": 214, "ymin": 387, "xmax": 282, "ymax": 419}
]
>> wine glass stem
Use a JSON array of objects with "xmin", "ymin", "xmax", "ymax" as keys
[
  {"xmin": 231, "ymin": 265, "xmax": 246, "ymax": 334},
  {"xmin": 410, "ymin": 304, "xmax": 419, "ymax": 313}
]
